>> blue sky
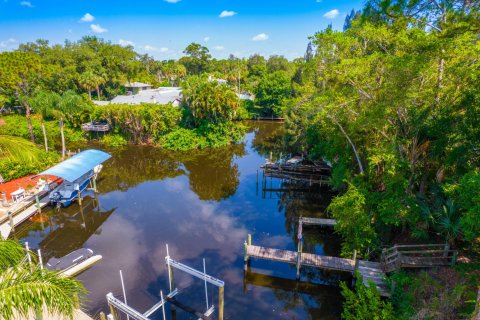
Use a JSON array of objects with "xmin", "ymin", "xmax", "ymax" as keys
[{"xmin": 0, "ymin": 0, "xmax": 363, "ymax": 60}]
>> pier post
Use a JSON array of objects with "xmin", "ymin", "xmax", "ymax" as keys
[
  {"xmin": 1, "ymin": 192, "xmax": 7, "ymax": 207},
  {"xmin": 218, "ymin": 286, "xmax": 225, "ymax": 320},
  {"xmin": 77, "ymin": 188, "xmax": 82, "ymax": 205},
  {"xmin": 244, "ymin": 234, "xmax": 252, "ymax": 271},
  {"xmin": 35, "ymin": 194, "xmax": 41, "ymax": 214},
  {"xmin": 296, "ymin": 241, "xmax": 303, "ymax": 280},
  {"xmin": 8, "ymin": 211, "xmax": 15, "ymax": 234},
  {"xmin": 108, "ymin": 302, "xmax": 118, "ymax": 320}
]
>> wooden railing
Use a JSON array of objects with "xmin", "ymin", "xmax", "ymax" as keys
[
  {"xmin": 381, "ymin": 244, "xmax": 458, "ymax": 272},
  {"xmin": 81, "ymin": 123, "xmax": 110, "ymax": 132}
]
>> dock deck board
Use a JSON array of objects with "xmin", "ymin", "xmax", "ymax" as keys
[
  {"xmin": 300, "ymin": 217, "xmax": 337, "ymax": 227},
  {"xmin": 246, "ymin": 244, "xmax": 390, "ymax": 297},
  {"xmin": 0, "ymin": 194, "xmax": 50, "ymax": 239}
]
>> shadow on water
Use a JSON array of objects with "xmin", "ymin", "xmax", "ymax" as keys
[{"xmin": 15, "ymin": 121, "xmax": 345, "ymax": 319}]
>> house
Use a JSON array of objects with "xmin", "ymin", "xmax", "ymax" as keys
[
  {"xmin": 124, "ymin": 82, "xmax": 153, "ymax": 95},
  {"xmin": 93, "ymin": 87, "xmax": 182, "ymax": 106},
  {"xmin": 208, "ymin": 75, "xmax": 228, "ymax": 85}
]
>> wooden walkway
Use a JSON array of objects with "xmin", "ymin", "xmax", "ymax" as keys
[
  {"xmin": 245, "ymin": 244, "xmax": 389, "ymax": 297},
  {"xmin": 381, "ymin": 244, "xmax": 457, "ymax": 272},
  {"xmin": 300, "ymin": 216, "xmax": 337, "ymax": 227},
  {"xmin": 0, "ymin": 193, "xmax": 50, "ymax": 239}
]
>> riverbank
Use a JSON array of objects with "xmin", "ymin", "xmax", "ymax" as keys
[{"xmin": 14, "ymin": 122, "xmax": 345, "ymax": 319}]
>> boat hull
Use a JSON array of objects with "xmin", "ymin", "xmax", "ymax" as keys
[{"xmin": 49, "ymin": 176, "xmax": 91, "ymax": 207}]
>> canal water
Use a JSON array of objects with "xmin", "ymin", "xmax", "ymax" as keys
[{"xmin": 16, "ymin": 122, "xmax": 347, "ymax": 319}]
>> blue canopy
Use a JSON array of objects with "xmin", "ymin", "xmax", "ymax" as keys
[{"xmin": 40, "ymin": 149, "xmax": 111, "ymax": 182}]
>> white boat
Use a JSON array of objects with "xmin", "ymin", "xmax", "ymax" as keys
[
  {"xmin": 39, "ymin": 150, "xmax": 111, "ymax": 208},
  {"xmin": 46, "ymin": 248, "xmax": 102, "ymax": 277},
  {"xmin": 49, "ymin": 171, "xmax": 94, "ymax": 207}
]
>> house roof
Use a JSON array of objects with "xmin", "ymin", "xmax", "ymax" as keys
[
  {"xmin": 125, "ymin": 82, "xmax": 153, "ymax": 88},
  {"xmin": 110, "ymin": 87, "xmax": 182, "ymax": 105}
]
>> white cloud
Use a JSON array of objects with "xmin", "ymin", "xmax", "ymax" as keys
[
  {"xmin": 213, "ymin": 45, "xmax": 225, "ymax": 51},
  {"xmin": 19, "ymin": 1, "xmax": 33, "ymax": 7},
  {"xmin": 80, "ymin": 13, "xmax": 94, "ymax": 23},
  {"xmin": 252, "ymin": 33, "xmax": 269, "ymax": 41},
  {"xmin": 143, "ymin": 45, "xmax": 169, "ymax": 53},
  {"xmin": 0, "ymin": 38, "xmax": 17, "ymax": 49},
  {"xmin": 164, "ymin": 0, "xmax": 180, "ymax": 3},
  {"xmin": 119, "ymin": 39, "xmax": 134, "ymax": 47},
  {"xmin": 204, "ymin": 36, "xmax": 210, "ymax": 42},
  {"xmin": 219, "ymin": 10, "xmax": 237, "ymax": 18},
  {"xmin": 90, "ymin": 24, "xmax": 108, "ymax": 33},
  {"xmin": 323, "ymin": 9, "xmax": 340, "ymax": 19}
]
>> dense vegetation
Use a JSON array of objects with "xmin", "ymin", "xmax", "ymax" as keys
[
  {"xmin": 283, "ymin": 0, "xmax": 480, "ymax": 318},
  {"xmin": 0, "ymin": 0, "xmax": 479, "ymax": 317}
]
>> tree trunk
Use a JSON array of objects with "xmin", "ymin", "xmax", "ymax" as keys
[
  {"xmin": 435, "ymin": 54, "xmax": 445, "ymax": 107},
  {"xmin": 60, "ymin": 118, "xmax": 66, "ymax": 161},
  {"xmin": 88, "ymin": 90, "xmax": 92, "ymax": 100},
  {"xmin": 41, "ymin": 121, "xmax": 48, "ymax": 151},
  {"xmin": 96, "ymin": 85, "xmax": 101, "ymax": 99},
  {"xmin": 25, "ymin": 105, "xmax": 35, "ymax": 143},
  {"xmin": 331, "ymin": 117, "xmax": 364, "ymax": 174}
]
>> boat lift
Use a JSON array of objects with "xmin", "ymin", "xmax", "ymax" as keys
[{"xmin": 106, "ymin": 244, "xmax": 225, "ymax": 320}]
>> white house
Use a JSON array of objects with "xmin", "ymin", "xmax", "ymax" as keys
[{"xmin": 93, "ymin": 86, "xmax": 182, "ymax": 106}]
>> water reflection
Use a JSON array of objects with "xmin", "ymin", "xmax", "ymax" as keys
[{"xmin": 15, "ymin": 121, "xmax": 345, "ymax": 319}]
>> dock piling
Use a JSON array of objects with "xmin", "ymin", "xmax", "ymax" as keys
[
  {"xmin": 35, "ymin": 194, "xmax": 41, "ymax": 214},
  {"xmin": 296, "ymin": 241, "xmax": 303, "ymax": 280},
  {"xmin": 2, "ymin": 192, "xmax": 8, "ymax": 207},
  {"xmin": 7, "ymin": 211, "xmax": 14, "ymax": 234},
  {"xmin": 218, "ymin": 286, "xmax": 224, "ymax": 320}
]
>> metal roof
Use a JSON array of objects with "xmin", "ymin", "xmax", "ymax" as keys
[
  {"xmin": 40, "ymin": 149, "xmax": 111, "ymax": 182},
  {"xmin": 110, "ymin": 87, "xmax": 182, "ymax": 105},
  {"xmin": 125, "ymin": 82, "xmax": 152, "ymax": 88}
]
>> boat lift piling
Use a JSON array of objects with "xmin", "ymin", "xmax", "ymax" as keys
[{"xmin": 106, "ymin": 245, "xmax": 225, "ymax": 320}]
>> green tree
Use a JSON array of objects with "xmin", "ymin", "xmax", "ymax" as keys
[
  {"xmin": 0, "ymin": 52, "xmax": 46, "ymax": 143},
  {"xmin": 180, "ymin": 43, "xmax": 212, "ymax": 75},
  {"xmin": 254, "ymin": 71, "xmax": 292, "ymax": 117},
  {"xmin": 182, "ymin": 76, "xmax": 240, "ymax": 125}
]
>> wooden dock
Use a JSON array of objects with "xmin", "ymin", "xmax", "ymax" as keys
[
  {"xmin": 244, "ymin": 241, "xmax": 390, "ymax": 297},
  {"xmin": 300, "ymin": 216, "xmax": 337, "ymax": 228},
  {"xmin": 0, "ymin": 193, "xmax": 50, "ymax": 239}
]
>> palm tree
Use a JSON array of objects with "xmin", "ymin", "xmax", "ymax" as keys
[
  {"xmin": 436, "ymin": 199, "xmax": 461, "ymax": 247},
  {"xmin": 27, "ymin": 91, "xmax": 61, "ymax": 152},
  {"xmin": 0, "ymin": 239, "xmax": 86, "ymax": 320},
  {"xmin": 78, "ymin": 71, "xmax": 97, "ymax": 100},
  {"xmin": 0, "ymin": 135, "xmax": 45, "ymax": 183}
]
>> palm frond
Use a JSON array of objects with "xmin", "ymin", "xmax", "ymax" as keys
[
  {"xmin": 0, "ymin": 239, "xmax": 25, "ymax": 269},
  {"xmin": 0, "ymin": 266, "xmax": 86, "ymax": 320},
  {"xmin": 0, "ymin": 135, "xmax": 43, "ymax": 162}
]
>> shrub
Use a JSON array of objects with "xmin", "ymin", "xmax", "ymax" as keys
[
  {"xmin": 0, "ymin": 151, "xmax": 60, "ymax": 182},
  {"xmin": 160, "ymin": 128, "xmax": 206, "ymax": 151},
  {"xmin": 101, "ymin": 134, "xmax": 127, "ymax": 147},
  {"xmin": 93, "ymin": 103, "xmax": 182, "ymax": 143},
  {"xmin": 341, "ymin": 273, "xmax": 395, "ymax": 320}
]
